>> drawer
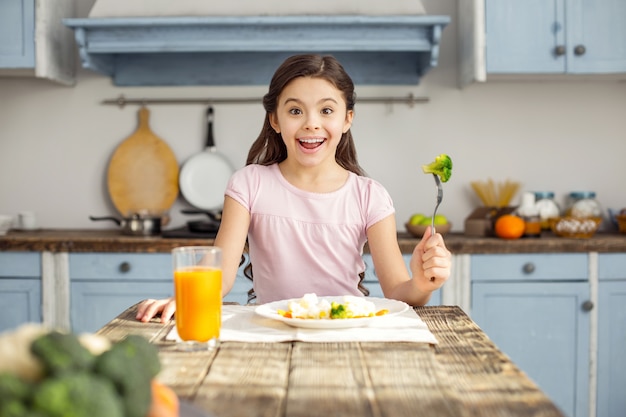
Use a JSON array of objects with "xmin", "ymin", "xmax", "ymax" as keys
[
  {"xmin": 0, "ymin": 252, "xmax": 41, "ymax": 277},
  {"xmin": 471, "ymin": 254, "xmax": 588, "ymax": 282},
  {"xmin": 69, "ymin": 253, "xmax": 172, "ymax": 280},
  {"xmin": 598, "ymin": 254, "xmax": 626, "ymax": 281}
]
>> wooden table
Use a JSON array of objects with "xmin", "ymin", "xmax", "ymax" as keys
[{"xmin": 98, "ymin": 304, "xmax": 565, "ymax": 417}]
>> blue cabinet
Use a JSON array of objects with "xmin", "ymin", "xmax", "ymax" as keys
[
  {"xmin": 0, "ymin": 252, "xmax": 41, "ymax": 331},
  {"xmin": 459, "ymin": 0, "xmax": 626, "ymax": 86},
  {"xmin": 470, "ymin": 253, "xmax": 590, "ymax": 417},
  {"xmin": 362, "ymin": 254, "xmax": 441, "ymax": 305},
  {"xmin": 0, "ymin": 0, "xmax": 75, "ymax": 85},
  {"xmin": 69, "ymin": 252, "xmax": 251, "ymax": 333},
  {"xmin": 485, "ymin": 0, "xmax": 626, "ymax": 74},
  {"xmin": 597, "ymin": 254, "xmax": 626, "ymax": 417},
  {"xmin": 0, "ymin": 0, "xmax": 35, "ymax": 68}
]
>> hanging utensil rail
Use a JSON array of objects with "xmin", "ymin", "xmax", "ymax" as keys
[{"xmin": 102, "ymin": 94, "xmax": 429, "ymax": 108}]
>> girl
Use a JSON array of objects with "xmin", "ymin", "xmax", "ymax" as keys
[{"xmin": 137, "ymin": 54, "xmax": 451, "ymax": 323}]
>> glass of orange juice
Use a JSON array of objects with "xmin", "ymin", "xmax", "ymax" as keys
[{"xmin": 172, "ymin": 246, "xmax": 222, "ymax": 351}]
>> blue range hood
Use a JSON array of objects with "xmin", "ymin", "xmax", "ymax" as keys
[{"xmin": 63, "ymin": 15, "xmax": 450, "ymax": 86}]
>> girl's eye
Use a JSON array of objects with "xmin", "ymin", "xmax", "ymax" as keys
[
  {"xmin": 321, "ymin": 107, "xmax": 333, "ymax": 115},
  {"xmin": 288, "ymin": 108, "xmax": 302, "ymax": 115}
]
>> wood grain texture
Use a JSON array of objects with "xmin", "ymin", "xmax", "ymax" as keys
[
  {"xmin": 3, "ymin": 229, "xmax": 626, "ymax": 254},
  {"xmin": 98, "ymin": 304, "xmax": 565, "ymax": 417},
  {"xmin": 107, "ymin": 107, "xmax": 179, "ymax": 216}
]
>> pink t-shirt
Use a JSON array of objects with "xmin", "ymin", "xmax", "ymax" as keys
[{"xmin": 225, "ymin": 163, "xmax": 395, "ymax": 304}]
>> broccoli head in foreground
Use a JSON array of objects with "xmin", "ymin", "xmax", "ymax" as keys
[
  {"xmin": 30, "ymin": 331, "xmax": 96, "ymax": 376},
  {"xmin": 422, "ymin": 154, "xmax": 453, "ymax": 183},
  {"xmin": 94, "ymin": 335, "xmax": 161, "ymax": 417},
  {"xmin": 1, "ymin": 328, "xmax": 163, "ymax": 417},
  {"xmin": 31, "ymin": 372, "xmax": 124, "ymax": 417}
]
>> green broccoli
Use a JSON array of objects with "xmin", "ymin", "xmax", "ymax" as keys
[
  {"xmin": 94, "ymin": 335, "xmax": 161, "ymax": 417},
  {"xmin": 422, "ymin": 154, "xmax": 453, "ymax": 183},
  {"xmin": 30, "ymin": 331, "xmax": 96, "ymax": 376},
  {"xmin": 0, "ymin": 372, "xmax": 32, "ymax": 403},
  {"xmin": 31, "ymin": 372, "xmax": 124, "ymax": 417},
  {"xmin": 330, "ymin": 302, "xmax": 348, "ymax": 319}
]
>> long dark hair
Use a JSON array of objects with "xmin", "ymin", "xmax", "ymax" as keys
[
  {"xmin": 243, "ymin": 54, "xmax": 370, "ymax": 303},
  {"xmin": 246, "ymin": 54, "xmax": 365, "ymax": 176}
]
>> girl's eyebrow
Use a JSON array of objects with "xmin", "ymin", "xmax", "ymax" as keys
[{"xmin": 283, "ymin": 97, "xmax": 339, "ymax": 106}]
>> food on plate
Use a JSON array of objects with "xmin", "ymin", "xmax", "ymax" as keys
[
  {"xmin": 0, "ymin": 324, "xmax": 179, "ymax": 417},
  {"xmin": 277, "ymin": 293, "xmax": 388, "ymax": 320},
  {"xmin": 422, "ymin": 154, "xmax": 453, "ymax": 183}
]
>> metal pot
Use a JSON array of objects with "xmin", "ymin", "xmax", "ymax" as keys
[{"xmin": 89, "ymin": 213, "xmax": 162, "ymax": 236}]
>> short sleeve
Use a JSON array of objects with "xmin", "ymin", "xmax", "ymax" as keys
[{"xmin": 363, "ymin": 178, "xmax": 395, "ymax": 229}]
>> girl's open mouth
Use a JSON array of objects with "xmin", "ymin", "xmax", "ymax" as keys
[{"xmin": 298, "ymin": 138, "xmax": 325, "ymax": 150}]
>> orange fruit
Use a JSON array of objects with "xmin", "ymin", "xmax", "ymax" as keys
[
  {"xmin": 148, "ymin": 380, "xmax": 179, "ymax": 417},
  {"xmin": 494, "ymin": 214, "xmax": 525, "ymax": 239}
]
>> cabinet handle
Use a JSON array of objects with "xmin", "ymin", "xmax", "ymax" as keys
[
  {"xmin": 554, "ymin": 45, "xmax": 566, "ymax": 56},
  {"xmin": 581, "ymin": 300, "xmax": 594, "ymax": 312},
  {"xmin": 574, "ymin": 45, "xmax": 586, "ymax": 56},
  {"xmin": 522, "ymin": 263, "xmax": 535, "ymax": 274},
  {"xmin": 119, "ymin": 262, "xmax": 131, "ymax": 273}
]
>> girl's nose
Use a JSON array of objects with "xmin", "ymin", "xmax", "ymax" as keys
[{"xmin": 303, "ymin": 113, "xmax": 321, "ymax": 130}]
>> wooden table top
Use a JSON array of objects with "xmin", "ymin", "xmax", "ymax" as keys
[{"xmin": 98, "ymin": 304, "xmax": 565, "ymax": 417}]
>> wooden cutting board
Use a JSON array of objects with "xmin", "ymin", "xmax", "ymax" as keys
[{"xmin": 107, "ymin": 107, "xmax": 179, "ymax": 216}]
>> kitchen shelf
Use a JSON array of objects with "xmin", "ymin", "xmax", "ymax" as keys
[{"xmin": 63, "ymin": 15, "xmax": 450, "ymax": 86}]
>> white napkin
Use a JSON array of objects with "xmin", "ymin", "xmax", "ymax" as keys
[{"xmin": 167, "ymin": 304, "xmax": 438, "ymax": 344}]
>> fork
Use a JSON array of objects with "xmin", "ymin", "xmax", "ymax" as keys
[
  {"xmin": 431, "ymin": 174, "xmax": 443, "ymax": 235},
  {"xmin": 429, "ymin": 174, "xmax": 443, "ymax": 282}
]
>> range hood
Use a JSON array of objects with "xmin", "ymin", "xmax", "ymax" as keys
[{"xmin": 63, "ymin": 2, "xmax": 449, "ymax": 86}]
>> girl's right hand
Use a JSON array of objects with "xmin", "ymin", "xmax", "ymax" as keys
[{"xmin": 136, "ymin": 297, "xmax": 176, "ymax": 324}]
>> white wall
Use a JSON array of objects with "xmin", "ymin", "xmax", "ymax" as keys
[{"xmin": 1, "ymin": 0, "xmax": 625, "ymax": 232}]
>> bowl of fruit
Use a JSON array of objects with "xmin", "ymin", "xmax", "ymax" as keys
[{"xmin": 405, "ymin": 213, "xmax": 451, "ymax": 237}]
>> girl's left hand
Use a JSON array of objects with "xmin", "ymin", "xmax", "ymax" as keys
[{"xmin": 410, "ymin": 226, "xmax": 451, "ymax": 289}]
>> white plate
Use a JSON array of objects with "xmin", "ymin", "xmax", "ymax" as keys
[{"xmin": 254, "ymin": 297, "xmax": 410, "ymax": 329}]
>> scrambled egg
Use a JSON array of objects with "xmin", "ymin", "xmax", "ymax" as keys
[{"xmin": 278, "ymin": 293, "xmax": 387, "ymax": 320}]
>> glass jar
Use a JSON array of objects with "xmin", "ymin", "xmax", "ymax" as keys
[
  {"xmin": 565, "ymin": 191, "xmax": 603, "ymax": 218},
  {"xmin": 534, "ymin": 191, "xmax": 561, "ymax": 229},
  {"xmin": 516, "ymin": 192, "xmax": 541, "ymax": 237}
]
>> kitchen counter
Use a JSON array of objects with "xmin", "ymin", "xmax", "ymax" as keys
[{"xmin": 1, "ymin": 229, "xmax": 626, "ymax": 254}]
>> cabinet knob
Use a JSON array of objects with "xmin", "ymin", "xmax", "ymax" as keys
[
  {"xmin": 574, "ymin": 45, "xmax": 586, "ymax": 56},
  {"xmin": 554, "ymin": 45, "xmax": 566, "ymax": 56},
  {"xmin": 119, "ymin": 262, "xmax": 131, "ymax": 273},
  {"xmin": 522, "ymin": 263, "xmax": 536, "ymax": 274},
  {"xmin": 581, "ymin": 300, "xmax": 594, "ymax": 312}
]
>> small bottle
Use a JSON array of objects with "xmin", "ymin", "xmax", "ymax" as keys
[
  {"xmin": 566, "ymin": 191, "xmax": 603, "ymax": 218},
  {"xmin": 534, "ymin": 191, "xmax": 561, "ymax": 230},
  {"xmin": 517, "ymin": 192, "xmax": 541, "ymax": 237}
]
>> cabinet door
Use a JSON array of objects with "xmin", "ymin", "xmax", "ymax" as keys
[
  {"xmin": 0, "ymin": 0, "xmax": 35, "ymax": 68},
  {"xmin": 0, "ymin": 279, "xmax": 41, "ymax": 331},
  {"xmin": 597, "ymin": 253, "xmax": 626, "ymax": 417},
  {"xmin": 0, "ymin": 252, "xmax": 42, "ymax": 331},
  {"xmin": 486, "ymin": 0, "xmax": 565, "ymax": 73},
  {"xmin": 597, "ymin": 281, "xmax": 626, "ymax": 417},
  {"xmin": 71, "ymin": 280, "xmax": 173, "ymax": 334},
  {"xmin": 362, "ymin": 255, "xmax": 441, "ymax": 305},
  {"xmin": 472, "ymin": 282, "xmax": 590, "ymax": 417},
  {"xmin": 566, "ymin": 0, "xmax": 626, "ymax": 73}
]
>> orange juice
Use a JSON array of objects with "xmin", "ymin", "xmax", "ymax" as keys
[{"xmin": 174, "ymin": 266, "xmax": 222, "ymax": 342}]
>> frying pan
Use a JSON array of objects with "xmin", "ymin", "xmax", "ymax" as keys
[{"xmin": 179, "ymin": 106, "xmax": 234, "ymax": 210}]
